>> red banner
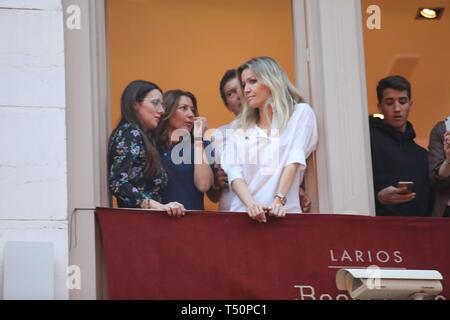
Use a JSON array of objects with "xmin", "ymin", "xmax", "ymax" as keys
[{"xmin": 96, "ymin": 208, "xmax": 450, "ymax": 300}]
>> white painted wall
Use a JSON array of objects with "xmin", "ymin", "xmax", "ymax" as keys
[{"xmin": 0, "ymin": 0, "xmax": 68, "ymax": 299}]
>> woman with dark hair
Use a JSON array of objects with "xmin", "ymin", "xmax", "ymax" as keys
[
  {"xmin": 108, "ymin": 80, "xmax": 185, "ymax": 217},
  {"xmin": 156, "ymin": 90, "xmax": 214, "ymax": 210}
]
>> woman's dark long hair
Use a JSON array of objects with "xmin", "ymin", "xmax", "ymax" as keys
[
  {"xmin": 109, "ymin": 80, "xmax": 163, "ymax": 178},
  {"xmin": 156, "ymin": 90, "xmax": 198, "ymax": 150}
]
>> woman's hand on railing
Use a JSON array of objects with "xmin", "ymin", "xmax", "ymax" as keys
[
  {"xmin": 267, "ymin": 202, "xmax": 287, "ymax": 218},
  {"xmin": 246, "ymin": 203, "xmax": 267, "ymax": 223},
  {"xmin": 141, "ymin": 199, "xmax": 186, "ymax": 218},
  {"xmin": 161, "ymin": 202, "xmax": 186, "ymax": 218}
]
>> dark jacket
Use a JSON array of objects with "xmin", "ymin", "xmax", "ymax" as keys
[
  {"xmin": 428, "ymin": 121, "xmax": 450, "ymax": 216},
  {"xmin": 369, "ymin": 117, "xmax": 433, "ymax": 217}
]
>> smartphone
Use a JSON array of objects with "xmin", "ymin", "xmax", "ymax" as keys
[
  {"xmin": 397, "ymin": 181, "xmax": 414, "ymax": 193},
  {"xmin": 445, "ymin": 116, "xmax": 450, "ymax": 131}
]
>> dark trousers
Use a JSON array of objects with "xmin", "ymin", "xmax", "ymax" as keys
[{"xmin": 445, "ymin": 206, "xmax": 450, "ymax": 217}]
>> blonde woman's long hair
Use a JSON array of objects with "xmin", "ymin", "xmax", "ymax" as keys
[{"xmin": 236, "ymin": 56, "xmax": 303, "ymax": 132}]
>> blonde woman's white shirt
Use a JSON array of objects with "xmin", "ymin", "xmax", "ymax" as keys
[
  {"xmin": 211, "ymin": 123, "xmax": 235, "ymax": 212},
  {"xmin": 221, "ymin": 103, "xmax": 318, "ymax": 213}
]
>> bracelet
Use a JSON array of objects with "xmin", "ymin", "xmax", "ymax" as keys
[
  {"xmin": 140, "ymin": 198, "xmax": 151, "ymax": 209},
  {"xmin": 194, "ymin": 137, "xmax": 203, "ymax": 142}
]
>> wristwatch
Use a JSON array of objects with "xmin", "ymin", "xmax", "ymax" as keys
[{"xmin": 274, "ymin": 193, "xmax": 287, "ymax": 206}]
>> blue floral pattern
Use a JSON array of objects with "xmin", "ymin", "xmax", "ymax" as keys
[{"xmin": 108, "ymin": 123, "xmax": 168, "ymax": 208}]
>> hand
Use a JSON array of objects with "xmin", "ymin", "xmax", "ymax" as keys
[
  {"xmin": 194, "ymin": 117, "xmax": 208, "ymax": 139},
  {"xmin": 444, "ymin": 131, "xmax": 450, "ymax": 162},
  {"xmin": 299, "ymin": 187, "xmax": 312, "ymax": 213},
  {"xmin": 161, "ymin": 202, "xmax": 186, "ymax": 218},
  {"xmin": 213, "ymin": 166, "xmax": 229, "ymax": 190},
  {"xmin": 267, "ymin": 200, "xmax": 287, "ymax": 218},
  {"xmin": 377, "ymin": 186, "xmax": 416, "ymax": 205},
  {"xmin": 247, "ymin": 203, "xmax": 267, "ymax": 223}
]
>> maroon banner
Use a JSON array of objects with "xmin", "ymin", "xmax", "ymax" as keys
[{"xmin": 96, "ymin": 207, "xmax": 450, "ymax": 300}]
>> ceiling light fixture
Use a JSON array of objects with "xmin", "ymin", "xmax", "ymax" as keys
[
  {"xmin": 416, "ymin": 7, "xmax": 445, "ymax": 20},
  {"xmin": 421, "ymin": 8, "xmax": 437, "ymax": 19}
]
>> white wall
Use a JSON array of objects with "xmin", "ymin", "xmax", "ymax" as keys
[
  {"xmin": 0, "ymin": 0, "xmax": 68, "ymax": 299},
  {"xmin": 304, "ymin": 0, "xmax": 375, "ymax": 215}
]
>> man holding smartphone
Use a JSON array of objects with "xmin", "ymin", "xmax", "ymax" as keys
[
  {"xmin": 428, "ymin": 117, "xmax": 450, "ymax": 217},
  {"xmin": 369, "ymin": 76, "xmax": 432, "ymax": 217}
]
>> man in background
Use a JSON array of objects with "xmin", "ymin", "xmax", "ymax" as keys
[
  {"xmin": 369, "ymin": 75, "xmax": 432, "ymax": 216},
  {"xmin": 428, "ymin": 119, "xmax": 450, "ymax": 217}
]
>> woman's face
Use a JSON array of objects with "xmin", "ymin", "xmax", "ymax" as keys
[
  {"xmin": 168, "ymin": 95, "xmax": 196, "ymax": 132},
  {"xmin": 134, "ymin": 89, "xmax": 164, "ymax": 130},
  {"xmin": 241, "ymin": 68, "xmax": 272, "ymax": 110}
]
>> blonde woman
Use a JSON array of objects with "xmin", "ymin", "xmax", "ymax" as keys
[{"xmin": 221, "ymin": 57, "xmax": 318, "ymax": 222}]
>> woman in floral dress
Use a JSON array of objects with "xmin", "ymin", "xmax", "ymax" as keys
[{"xmin": 108, "ymin": 80, "xmax": 185, "ymax": 217}]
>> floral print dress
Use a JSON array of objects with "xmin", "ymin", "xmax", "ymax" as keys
[{"xmin": 108, "ymin": 122, "xmax": 168, "ymax": 208}]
